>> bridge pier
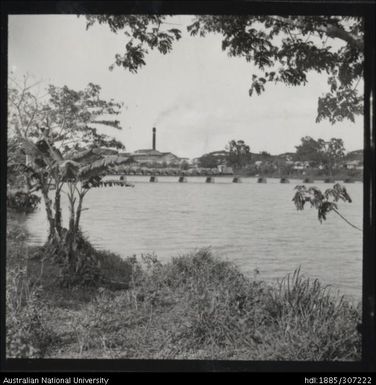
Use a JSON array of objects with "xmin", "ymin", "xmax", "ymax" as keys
[
  {"xmin": 280, "ymin": 178, "xmax": 290, "ymax": 183},
  {"xmin": 324, "ymin": 178, "xmax": 335, "ymax": 183},
  {"xmin": 178, "ymin": 176, "xmax": 187, "ymax": 183},
  {"xmin": 232, "ymin": 177, "xmax": 242, "ymax": 183},
  {"xmin": 302, "ymin": 178, "xmax": 314, "ymax": 183},
  {"xmin": 206, "ymin": 177, "xmax": 215, "ymax": 183},
  {"xmin": 257, "ymin": 177, "xmax": 267, "ymax": 183},
  {"xmin": 150, "ymin": 176, "xmax": 158, "ymax": 183}
]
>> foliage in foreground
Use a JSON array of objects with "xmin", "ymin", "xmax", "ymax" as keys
[
  {"xmin": 6, "ymin": 216, "xmax": 57, "ymax": 358},
  {"xmin": 6, "ymin": 266, "xmax": 57, "ymax": 358},
  {"xmin": 19, "ymin": 250, "xmax": 359, "ymax": 361}
]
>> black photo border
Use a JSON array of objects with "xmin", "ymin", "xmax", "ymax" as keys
[{"xmin": 0, "ymin": 0, "xmax": 375, "ymax": 375}]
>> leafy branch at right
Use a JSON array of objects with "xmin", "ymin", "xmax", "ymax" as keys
[{"xmin": 292, "ymin": 183, "xmax": 362, "ymax": 232}]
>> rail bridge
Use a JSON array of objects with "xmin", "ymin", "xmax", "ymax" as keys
[
  {"xmin": 97, "ymin": 172, "xmax": 356, "ymax": 187},
  {"xmin": 101, "ymin": 173, "xmax": 285, "ymax": 186}
]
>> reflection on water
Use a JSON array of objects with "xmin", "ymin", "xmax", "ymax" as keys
[{"xmin": 19, "ymin": 177, "xmax": 363, "ymax": 300}]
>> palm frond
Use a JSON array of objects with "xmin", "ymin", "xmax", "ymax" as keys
[
  {"xmin": 59, "ymin": 160, "xmax": 81, "ymax": 180},
  {"xmin": 78, "ymin": 156, "xmax": 134, "ymax": 180},
  {"xmin": 67, "ymin": 147, "xmax": 119, "ymax": 164}
]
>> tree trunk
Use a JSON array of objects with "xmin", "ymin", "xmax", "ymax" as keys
[
  {"xmin": 46, "ymin": 183, "xmax": 98, "ymax": 282},
  {"xmin": 67, "ymin": 187, "xmax": 76, "ymax": 235},
  {"xmin": 40, "ymin": 185, "xmax": 56, "ymax": 240},
  {"xmin": 54, "ymin": 184, "xmax": 63, "ymax": 236},
  {"xmin": 74, "ymin": 193, "xmax": 84, "ymax": 234}
]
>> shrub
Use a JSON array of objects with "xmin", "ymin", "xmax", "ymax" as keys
[{"xmin": 7, "ymin": 191, "xmax": 41, "ymax": 213}]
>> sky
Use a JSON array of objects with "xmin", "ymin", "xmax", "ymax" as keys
[{"xmin": 8, "ymin": 15, "xmax": 364, "ymax": 159}]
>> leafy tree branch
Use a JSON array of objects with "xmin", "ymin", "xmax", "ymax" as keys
[
  {"xmin": 292, "ymin": 183, "xmax": 362, "ymax": 232},
  {"xmin": 269, "ymin": 16, "xmax": 364, "ymax": 50},
  {"xmin": 84, "ymin": 15, "xmax": 363, "ymax": 124}
]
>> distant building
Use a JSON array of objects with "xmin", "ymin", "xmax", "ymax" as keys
[
  {"xmin": 194, "ymin": 150, "xmax": 229, "ymax": 169},
  {"xmin": 344, "ymin": 160, "xmax": 363, "ymax": 170},
  {"xmin": 210, "ymin": 150, "xmax": 229, "ymax": 158},
  {"xmin": 345, "ymin": 149, "xmax": 363, "ymax": 161},
  {"xmin": 191, "ymin": 157, "xmax": 200, "ymax": 166},
  {"xmin": 120, "ymin": 127, "xmax": 186, "ymax": 166},
  {"xmin": 217, "ymin": 165, "xmax": 233, "ymax": 174},
  {"xmin": 277, "ymin": 152, "xmax": 295, "ymax": 162},
  {"xmin": 132, "ymin": 149, "xmax": 183, "ymax": 165},
  {"xmin": 293, "ymin": 161, "xmax": 310, "ymax": 170}
]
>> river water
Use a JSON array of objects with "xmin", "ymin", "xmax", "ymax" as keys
[{"xmin": 18, "ymin": 176, "xmax": 363, "ymax": 301}]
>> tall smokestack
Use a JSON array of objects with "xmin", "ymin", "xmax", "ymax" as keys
[{"xmin": 152, "ymin": 127, "xmax": 156, "ymax": 150}]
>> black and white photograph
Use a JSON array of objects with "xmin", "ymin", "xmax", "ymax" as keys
[{"xmin": 2, "ymin": 2, "xmax": 374, "ymax": 369}]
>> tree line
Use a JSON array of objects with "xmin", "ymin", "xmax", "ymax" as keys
[{"xmin": 198, "ymin": 136, "xmax": 354, "ymax": 177}]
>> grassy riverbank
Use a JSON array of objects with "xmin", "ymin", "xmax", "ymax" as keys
[{"xmin": 6, "ymin": 213, "xmax": 361, "ymax": 360}]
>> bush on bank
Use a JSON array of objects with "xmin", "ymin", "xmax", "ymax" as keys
[{"xmin": 7, "ymin": 191, "xmax": 41, "ymax": 213}]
